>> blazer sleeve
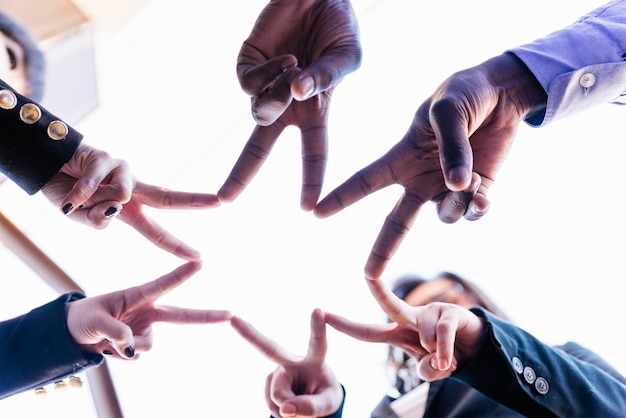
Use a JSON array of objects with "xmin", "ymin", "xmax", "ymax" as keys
[
  {"xmin": 0, "ymin": 292, "xmax": 103, "ymax": 400},
  {"xmin": 507, "ymin": 0, "xmax": 626, "ymax": 127},
  {"xmin": 452, "ymin": 307, "xmax": 626, "ymax": 418},
  {"xmin": 0, "ymin": 78, "xmax": 83, "ymax": 195}
]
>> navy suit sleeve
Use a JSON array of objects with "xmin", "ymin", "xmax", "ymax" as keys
[
  {"xmin": 0, "ymin": 292, "xmax": 103, "ymax": 400},
  {"xmin": 0, "ymin": 78, "xmax": 82, "ymax": 195},
  {"xmin": 452, "ymin": 307, "xmax": 626, "ymax": 417}
]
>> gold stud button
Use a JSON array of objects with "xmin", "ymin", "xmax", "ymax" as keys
[
  {"xmin": 47, "ymin": 120, "xmax": 68, "ymax": 140},
  {"xmin": 54, "ymin": 380, "xmax": 68, "ymax": 391},
  {"xmin": 34, "ymin": 387, "xmax": 48, "ymax": 396},
  {"xmin": 0, "ymin": 89, "xmax": 17, "ymax": 110},
  {"xmin": 68, "ymin": 376, "xmax": 83, "ymax": 388},
  {"xmin": 19, "ymin": 103, "xmax": 42, "ymax": 124}
]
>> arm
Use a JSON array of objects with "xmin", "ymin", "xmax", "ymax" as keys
[
  {"xmin": 325, "ymin": 279, "xmax": 626, "ymax": 418},
  {"xmin": 0, "ymin": 78, "xmax": 82, "ymax": 195},
  {"xmin": 0, "ymin": 292, "xmax": 102, "ymax": 400},
  {"xmin": 509, "ymin": 0, "xmax": 626, "ymax": 127},
  {"xmin": 454, "ymin": 308, "xmax": 626, "ymax": 418},
  {"xmin": 0, "ymin": 261, "xmax": 232, "ymax": 400}
]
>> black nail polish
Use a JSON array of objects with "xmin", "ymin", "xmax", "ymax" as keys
[
  {"xmin": 103, "ymin": 350, "xmax": 113, "ymax": 356},
  {"xmin": 62, "ymin": 203, "xmax": 73, "ymax": 215},
  {"xmin": 104, "ymin": 207, "xmax": 117, "ymax": 217},
  {"xmin": 124, "ymin": 345, "xmax": 135, "ymax": 358}
]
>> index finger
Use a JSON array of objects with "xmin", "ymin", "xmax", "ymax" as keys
[
  {"xmin": 218, "ymin": 124, "xmax": 283, "ymax": 203},
  {"xmin": 131, "ymin": 181, "xmax": 220, "ymax": 209},
  {"xmin": 365, "ymin": 193, "xmax": 425, "ymax": 280},
  {"xmin": 306, "ymin": 309, "xmax": 328, "ymax": 363},
  {"xmin": 230, "ymin": 316, "xmax": 299, "ymax": 364},
  {"xmin": 365, "ymin": 278, "xmax": 414, "ymax": 323},
  {"xmin": 117, "ymin": 205, "xmax": 202, "ymax": 261},
  {"xmin": 314, "ymin": 154, "xmax": 399, "ymax": 218},
  {"xmin": 324, "ymin": 311, "xmax": 395, "ymax": 343},
  {"xmin": 130, "ymin": 260, "xmax": 203, "ymax": 304}
]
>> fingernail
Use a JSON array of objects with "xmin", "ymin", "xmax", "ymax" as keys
[
  {"xmin": 78, "ymin": 204, "xmax": 85, "ymax": 209},
  {"xmin": 438, "ymin": 357, "xmax": 449, "ymax": 370},
  {"xmin": 124, "ymin": 345, "xmax": 135, "ymax": 358},
  {"xmin": 104, "ymin": 207, "xmax": 117, "ymax": 217},
  {"xmin": 281, "ymin": 403, "xmax": 296, "ymax": 417},
  {"xmin": 102, "ymin": 350, "xmax": 113, "ymax": 356},
  {"xmin": 62, "ymin": 203, "xmax": 73, "ymax": 215},
  {"xmin": 430, "ymin": 356, "xmax": 438, "ymax": 370},
  {"xmin": 447, "ymin": 167, "xmax": 470, "ymax": 189},
  {"xmin": 299, "ymin": 75, "xmax": 315, "ymax": 99}
]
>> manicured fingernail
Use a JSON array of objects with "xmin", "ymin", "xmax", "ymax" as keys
[
  {"xmin": 62, "ymin": 203, "xmax": 73, "ymax": 215},
  {"xmin": 103, "ymin": 350, "xmax": 113, "ymax": 356},
  {"xmin": 430, "ymin": 356, "xmax": 438, "ymax": 370},
  {"xmin": 124, "ymin": 345, "xmax": 135, "ymax": 358},
  {"xmin": 78, "ymin": 204, "xmax": 85, "ymax": 209},
  {"xmin": 104, "ymin": 207, "xmax": 117, "ymax": 217}
]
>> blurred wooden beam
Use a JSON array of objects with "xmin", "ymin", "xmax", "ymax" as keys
[{"xmin": 0, "ymin": 210, "xmax": 123, "ymax": 418}]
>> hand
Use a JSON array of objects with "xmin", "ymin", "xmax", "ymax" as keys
[
  {"xmin": 325, "ymin": 279, "xmax": 485, "ymax": 381},
  {"xmin": 231, "ymin": 309, "xmax": 344, "ymax": 418},
  {"xmin": 218, "ymin": 0, "xmax": 362, "ymax": 211},
  {"xmin": 66, "ymin": 260, "xmax": 232, "ymax": 359},
  {"xmin": 314, "ymin": 52, "xmax": 547, "ymax": 279},
  {"xmin": 41, "ymin": 143, "xmax": 220, "ymax": 260}
]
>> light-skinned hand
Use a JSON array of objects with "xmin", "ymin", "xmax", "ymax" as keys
[
  {"xmin": 66, "ymin": 260, "xmax": 232, "ymax": 359},
  {"xmin": 231, "ymin": 309, "xmax": 343, "ymax": 417}
]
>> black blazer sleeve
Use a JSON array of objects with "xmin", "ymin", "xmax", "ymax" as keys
[
  {"xmin": 0, "ymin": 78, "xmax": 82, "ymax": 195},
  {"xmin": 0, "ymin": 292, "xmax": 103, "ymax": 400},
  {"xmin": 452, "ymin": 307, "xmax": 626, "ymax": 417}
]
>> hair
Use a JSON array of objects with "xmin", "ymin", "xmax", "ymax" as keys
[
  {"xmin": 386, "ymin": 271, "xmax": 510, "ymax": 394},
  {"xmin": 0, "ymin": 9, "xmax": 45, "ymax": 101}
]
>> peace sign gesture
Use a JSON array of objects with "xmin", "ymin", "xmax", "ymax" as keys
[{"xmin": 231, "ymin": 309, "xmax": 344, "ymax": 417}]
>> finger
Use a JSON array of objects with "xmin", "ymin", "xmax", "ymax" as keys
[
  {"xmin": 306, "ymin": 309, "xmax": 327, "ymax": 363},
  {"xmin": 61, "ymin": 155, "xmax": 132, "ymax": 212},
  {"xmin": 131, "ymin": 334, "xmax": 154, "ymax": 354},
  {"xmin": 265, "ymin": 373, "xmax": 282, "ymax": 418},
  {"xmin": 433, "ymin": 308, "xmax": 461, "ymax": 371},
  {"xmin": 365, "ymin": 279, "xmax": 414, "ymax": 323},
  {"xmin": 324, "ymin": 311, "xmax": 395, "ymax": 343},
  {"xmin": 365, "ymin": 193, "xmax": 425, "ymax": 280},
  {"xmin": 464, "ymin": 192, "xmax": 490, "ymax": 221},
  {"xmin": 117, "ymin": 205, "xmax": 202, "ymax": 261},
  {"xmin": 435, "ymin": 172, "xmax": 481, "ymax": 224},
  {"xmin": 314, "ymin": 156, "xmax": 398, "ymax": 218},
  {"xmin": 417, "ymin": 352, "xmax": 456, "ymax": 381},
  {"xmin": 428, "ymin": 100, "xmax": 473, "ymax": 191},
  {"xmin": 90, "ymin": 318, "xmax": 136, "ymax": 359},
  {"xmin": 230, "ymin": 316, "xmax": 298, "ymax": 364},
  {"xmin": 131, "ymin": 181, "xmax": 220, "ymax": 209},
  {"xmin": 237, "ymin": 53, "xmax": 297, "ymax": 96},
  {"xmin": 299, "ymin": 117, "xmax": 328, "ymax": 211},
  {"xmin": 128, "ymin": 261, "xmax": 203, "ymax": 304},
  {"xmin": 251, "ymin": 66, "xmax": 298, "ymax": 126},
  {"xmin": 291, "ymin": 48, "xmax": 362, "ymax": 102},
  {"xmin": 65, "ymin": 201, "xmax": 122, "ymax": 229},
  {"xmin": 218, "ymin": 124, "xmax": 284, "ymax": 203},
  {"xmin": 152, "ymin": 305, "xmax": 232, "ymax": 324},
  {"xmin": 280, "ymin": 392, "xmax": 339, "ymax": 418}
]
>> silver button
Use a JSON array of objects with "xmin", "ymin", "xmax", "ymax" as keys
[
  {"xmin": 579, "ymin": 73, "xmax": 596, "ymax": 88},
  {"xmin": 512, "ymin": 357, "xmax": 524, "ymax": 374},
  {"xmin": 523, "ymin": 366, "xmax": 536, "ymax": 384},
  {"xmin": 535, "ymin": 377, "xmax": 549, "ymax": 395},
  {"xmin": 0, "ymin": 89, "xmax": 17, "ymax": 110}
]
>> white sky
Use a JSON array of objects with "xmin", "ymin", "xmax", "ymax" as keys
[{"xmin": 0, "ymin": 0, "xmax": 623, "ymax": 417}]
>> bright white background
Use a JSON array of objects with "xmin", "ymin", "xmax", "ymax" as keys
[{"xmin": 0, "ymin": 0, "xmax": 624, "ymax": 417}]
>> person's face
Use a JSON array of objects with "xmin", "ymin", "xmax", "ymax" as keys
[
  {"xmin": 403, "ymin": 277, "xmax": 480, "ymax": 309},
  {"xmin": 0, "ymin": 32, "xmax": 28, "ymax": 95}
]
